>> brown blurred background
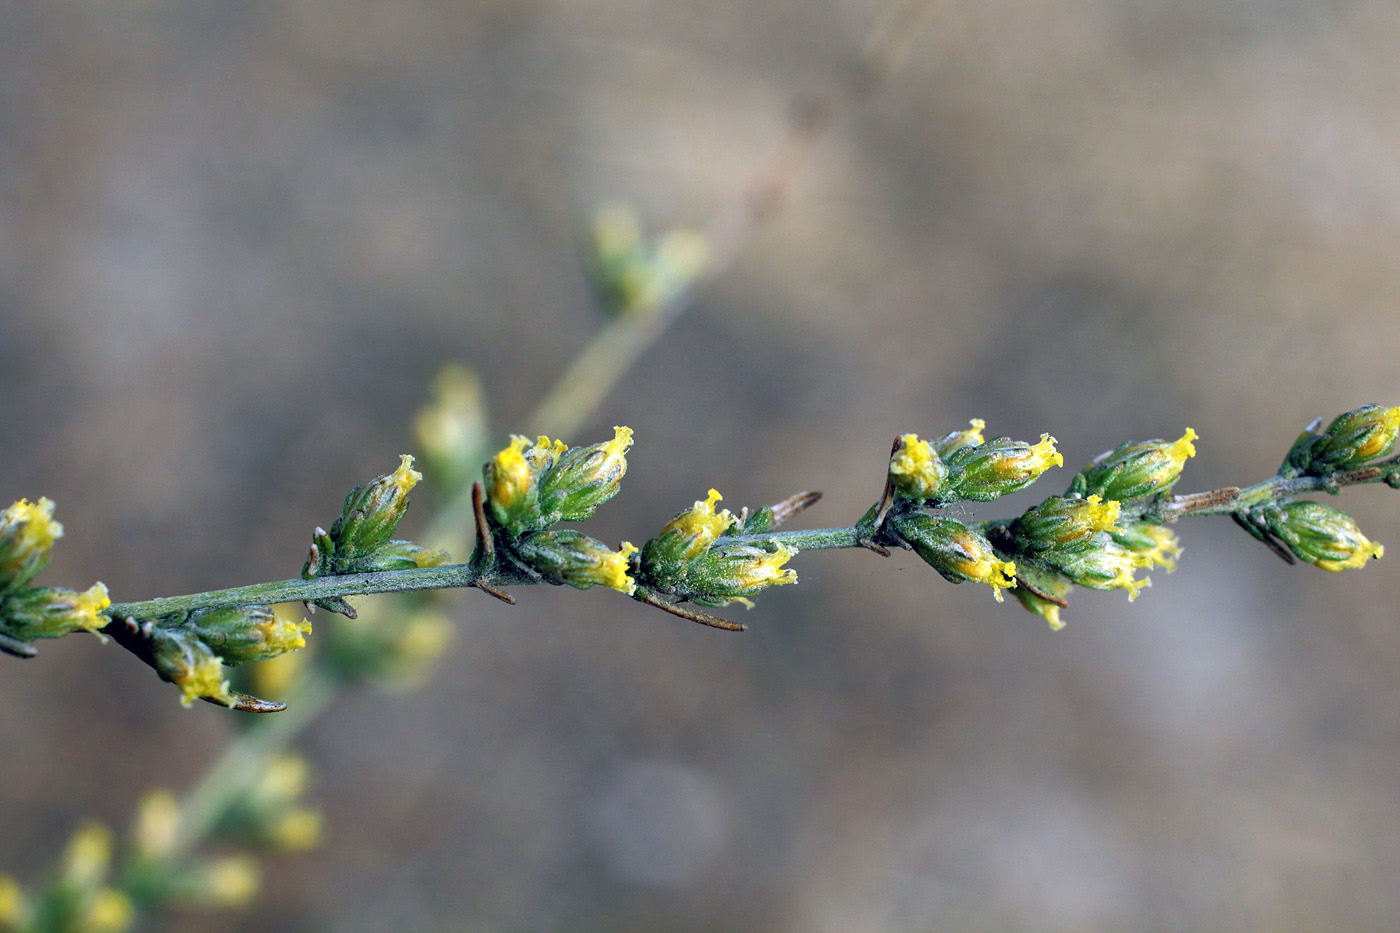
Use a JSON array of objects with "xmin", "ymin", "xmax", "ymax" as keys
[{"xmin": 5, "ymin": 0, "xmax": 1400, "ymax": 929}]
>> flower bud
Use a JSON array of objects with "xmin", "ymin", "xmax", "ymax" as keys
[
  {"xmin": 896, "ymin": 514, "xmax": 1017, "ymax": 601},
  {"xmin": 1012, "ymin": 586, "xmax": 1065, "ymax": 631},
  {"xmin": 1262, "ymin": 500, "xmax": 1384, "ymax": 571},
  {"xmin": 414, "ymin": 363, "xmax": 488, "ymax": 491},
  {"xmin": 1043, "ymin": 536, "xmax": 1150, "ymax": 600},
  {"xmin": 515, "ymin": 530, "xmax": 638, "ymax": 595},
  {"xmin": 1302, "ymin": 405, "xmax": 1400, "ymax": 473},
  {"xmin": 537, "ymin": 426, "xmax": 633, "ymax": 522},
  {"xmin": 483, "ymin": 435, "xmax": 566, "ymax": 533},
  {"xmin": 0, "ymin": 874, "xmax": 23, "ymax": 928},
  {"xmin": 1011, "ymin": 494, "xmax": 1121, "ymax": 553},
  {"xmin": 680, "ymin": 542, "xmax": 798, "ymax": 607},
  {"xmin": 1111, "ymin": 521, "xmax": 1182, "ymax": 572},
  {"xmin": 149, "ymin": 627, "xmax": 234, "ymax": 707},
  {"xmin": 888, "ymin": 434, "xmax": 948, "ymax": 501},
  {"xmin": 1, "ymin": 582, "xmax": 111, "ymax": 641},
  {"xmin": 944, "ymin": 434, "xmax": 1063, "ymax": 502},
  {"xmin": 934, "ymin": 418, "xmax": 986, "ymax": 458},
  {"xmin": 0, "ymin": 497, "xmax": 61, "ymax": 593},
  {"xmin": 1072, "ymin": 428, "xmax": 1197, "ymax": 501},
  {"xmin": 182, "ymin": 605, "xmax": 311, "ymax": 666},
  {"xmin": 641, "ymin": 489, "xmax": 737, "ymax": 572},
  {"xmin": 333, "ymin": 455, "xmax": 422, "ymax": 556}
]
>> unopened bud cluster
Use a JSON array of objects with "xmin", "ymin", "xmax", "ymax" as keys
[
  {"xmin": 873, "ymin": 420, "xmax": 1202, "ymax": 629},
  {"xmin": 1281, "ymin": 404, "xmax": 1400, "ymax": 477},
  {"xmin": 635, "ymin": 490, "xmax": 798, "ymax": 607},
  {"xmin": 0, "ymin": 498, "xmax": 111, "ymax": 652}
]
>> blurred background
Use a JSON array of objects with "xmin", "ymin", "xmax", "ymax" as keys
[{"xmin": 4, "ymin": 0, "xmax": 1400, "ymax": 929}]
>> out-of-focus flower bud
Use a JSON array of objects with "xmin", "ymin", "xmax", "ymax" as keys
[
  {"xmin": 537, "ymin": 426, "xmax": 633, "ymax": 522},
  {"xmin": 587, "ymin": 204, "xmax": 708, "ymax": 317},
  {"xmin": 1071, "ymin": 429, "xmax": 1197, "ymax": 502},
  {"xmin": 0, "ymin": 874, "xmax": 24, "ymax": 929},
  {"xmin": 896, "ymin": 514, "xmax": 1017, "ymax": 601},
  {"xmin": 934, "ymin": 418, "xmax": 986, "ymax": 459},
  {"xmin": 515, "ymin": 530, "xmax": 638, "ymax": 595},
  {"xmin": 132, "ymin": 790, "xmax": 180, "ymax": 861},
  {"xmin": 197, "ymin": 856, "xmax": 261, "ymax": 908},
  {"xmin": 182, "ymin": 606, "xmax": 311, "ymax": 666},
  {"xmin": 414, "ymin": 364, "xmax": 488, "ymax": 491},
  {"xmin": 1111, "ymin": 521, "xmax": 1182, "ymax": 572},
  {"xmin": 149, "ymin": 627, "xmax": 234, "ymax": 708},
  {"xmin": 944, "ymin": 434, "xmax": 1063, "ymax": 502},
  {"xmin": 0, "ymin": 497, "xmax": 61, "ymax": 594},
  {"xmin": 1289, "ymin": 405, "xmax": 1400, "ymax": 475},
  {"xmin": 888, "ymin": 434, "xmax": 948, "ymax": 502},
  {"xmin": 1043, "ymin": 536, "xmax": 1150, "ymax": 600},
  {"xmin": 1, "ymin": 583, "xmax": 111, "ymax": 642},
  {"xmin": 1011, "ymin": 494, "xmax": 1122, "ymax": 553},
  {"xmin": 483, "ymin": 435, "xmax": 565, "ymax": 534},
  {"xmin": 1262, "ymin": 500, "xmax": 1384, "ymax": 571}
]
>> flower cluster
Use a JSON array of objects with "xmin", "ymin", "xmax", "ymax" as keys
[
  {"xmin": 0, "ymin": 498, "xmax": 111, "ymax": 654},
  {"xmin": 636, "ymin": 489, "xmax": 799, "ymax": 608}
]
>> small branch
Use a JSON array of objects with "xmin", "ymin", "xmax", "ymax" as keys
[{"xmin": 632, "ymin": 589, "xmax": 747, "ymax": 632}]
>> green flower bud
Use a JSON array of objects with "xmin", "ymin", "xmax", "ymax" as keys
[
  {"xmin": 537, "ymin": 426, "xmax": 633, "ymax": 522},
  {"xmin": 1, "ymin": 582, "xmax": 110, "ymax": 641},
  {"xmin": 1291, "ymin": 405, "xmax": 1400, "ymax": 475},
  {"xmin": 351, "ymin": 540, "xmax": 450, "ymax": 574},
  {"xmin": 640, "ymin": 489, "xmax": 737, "ymax": 575},
  {"xmin": 673, "ymin": 542, "xmax": 798, "ymax": 608},
  {"xmin": 944, "ymin": 434, "xmax": 1063, "ymax": 502},
  {"xmin": 895, "ymin": 513, "xmax": 1017, "ymax": 601},
  {"xmin": 1010, "ymin": 494, "xmax": 1121, "ymax": 553},
  {"xmin": 1042, "ymin": 535, "xmax": 1150, "ymax": 600},
  {"xmin": 0, "ymin": 498, "xmax": 61, "ymax": 594},
  {"xmin": 333, "ymin": 455, "xmax": 422, "ymax": 556},
  {"xmin": 180, "ymin": 606, "xmax": 311, "ymax": 666},
  {"xmin": 149, "ymin": 627, "xmax": 234, "ymax": 707},
  {"xmin": 888, "ymin": 434, "xmax": 948, "ymax": 502},
  {"xmin": 933, "ymin": 419, "xmax": 986, "ymax": 459},
  {"xmin": 1111, "ymin": 521, "xmax": 1182, "ymax": 572},
  {"xmin": 1071, "ymin": 428, "xmax": 1197, "ymax": 501},
  {"xmin": 515, "ymin": 530, "xmax": 638, "ymax": 594},
  {"xmin": 1261, "ymin": 500, "xmax": 1384, "ymax": 571}
]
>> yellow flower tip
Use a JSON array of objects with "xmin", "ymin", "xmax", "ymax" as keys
[
  {"xmin": 71, "ymin": 582, "xmax": 112, "ymax": 634},
  {"xmin": 1139, "ymin": 526, "xmax": 1183, "ymax": 571},
  {"xmin": 0, "ymin": 874, "xmax": 23, "ymax": 926},
  {"xmin": 6, "ymin": 496, "xmax": 64, "ymax": 549},
  {"xmin": 412, "ymin": 547, "xmax": 451, "ymax": 568},
  {"xmin": 599, "ymin": 542, "xmax": 639, "ymax": 595},
  {"xmin": 174, "ymin": 656, "xmax": 233, "ymax": 708},
  {"xmin": 255, "ymin": 616, "xmax": 312, "ymax": 654},
  {"xmin": 1084, "ymin": 495, "xmax": 1122, "ymax": 534},
  {"xmin": 1170, "ymin": 428, "xmax": 1199, "ymax": 465},
  {"xmin": 1356, "ymin": 408, "xmax": 1400, "ymax": 459},
  {"xmin": 1316, "ymin": 538, "xmax": 1385, "ymax": 572},
  {"xmin": 605, "ymin": 425, "xmax": 635, "ymax": 457},
  {"xmin": 389, "ymin": 454, "xmax": 422, "ymax": 493},
  {"xmin": 84, "ymin": 888, "xmax": 134, "ymax": 933},
  {"xmin": 1124, "ymin": 573, "xmax": 1151, "ymax": 602},
  {"xmin": 890, "ymin": 435, "xmax": 944, "ymax": 497},
  {"xmin": 725, "ymin": 596, "xmax": 757, "ymax": 609},
  {"xmin": 1033, "ymin": 434, "xmax": 1064, "ymax": 469},
  {"xmin": 968, "ymin": 418, "xmax": 986, "ymax": 440},
  {"xmin": 133, "ymin": 789, "xmax": 180, "ymax": 859},
  {"xmin": 204, "ymin": 856, "xmax": 261, "ymax": 908},
  {"xmin": 1044, "ymin": 606, "xmax": 1065, "ymax": 631},
  {"xmin": 987, "ymin": 559, "xmax": 1017, "ymax": 602},
  {"xmin": 742, "ymin": 544, "xmax": 798, "ymax": 590}
]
